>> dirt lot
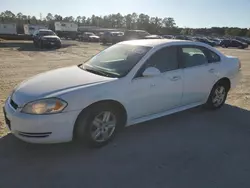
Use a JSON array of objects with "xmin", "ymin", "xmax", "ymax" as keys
[{"xmin": 0, "ymin": 41, "xmax": 250, "ymax": 188}]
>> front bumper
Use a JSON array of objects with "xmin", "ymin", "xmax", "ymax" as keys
[
  {"xmin": 42, "ymin": 40, "xmax": 61, "ymax": 47},
  {"xmin": 3, "ymin": 97, "xmax": 80, "ymax": 144}
]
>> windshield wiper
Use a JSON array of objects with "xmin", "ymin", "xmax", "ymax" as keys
[{"xmin": 81, "ymin": 66, "xmax": 117, "ymax": 78}]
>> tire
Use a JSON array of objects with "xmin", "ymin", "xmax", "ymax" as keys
[
  {"xmin": 74, "ymin": 103, "xmax": 124, "ymax": 148},
  {"xmin": 56, "ymin": 42, "xmax": 61, "ymax": 49},
  {"xmin": 205, "ymin": 82, "xmax": 228, "ymax": 110},
  {"xmin": 33, "ymin": 41, "xmax": 38, "ymax": 48}
]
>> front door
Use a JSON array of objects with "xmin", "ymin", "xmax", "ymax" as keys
[
  {"xmin": 127, "ymin": 46, "xmax": 183, "ymax": 119},
  {"xmin": 179, "ymin": 45, "xmax": 221, "ymax": 105}
]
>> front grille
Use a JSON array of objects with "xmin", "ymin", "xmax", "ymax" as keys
[
  {"xmin": 10, "ymin": 99, "xmax": 18, "ymax": 110},
  {"xmin": 47, "ymin": 39, "xmax": 58, "ymax": 42},
  {"xmin": 18, "ymin": 131, "xmax": 52, "ymax": 138}
]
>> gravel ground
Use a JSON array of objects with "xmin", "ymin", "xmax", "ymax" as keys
[{"xmin": 0, "ymin": 40, "xmax": 250, "ymax": 188}]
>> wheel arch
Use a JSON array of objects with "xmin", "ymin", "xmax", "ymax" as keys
[
  {"xmin": 216, "ymin": 77, "xmax": 231, "ymax": 92},
  {"xmin": 74, "ymin": 99, "xmax": 128, "ymax": 128}
]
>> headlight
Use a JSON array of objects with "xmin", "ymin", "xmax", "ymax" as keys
[{"xmin": 21, "ymin": 98, "xmax": 67, "ymax": 115}]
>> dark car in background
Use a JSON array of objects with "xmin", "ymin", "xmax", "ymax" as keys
[
  {"xmin": 123, "ymin": 30, "xmax": 162, "ymax": 40},
  {"xmin": 220, "ymin": 39, "xmax": 248, "ymax": 49},
  {"xmin": 102, "ymin": 31, "xmax": 124, "ymax": 44},
  {"xmin": 33, "ymin": 29, "xmax": 61, "ymax": 49},
  {"xmin": 193, "ymin": 37, "xmax": 217, "ymax": 47},
  {"xmin": 208, "ymin": 38, "xmax": 222, "ymax": 46},
  {"xmin": 235, "ymin": 37, "xmax": 250, "ymax": 45},
  {"xmin": 174, "ymin": 35, "xmax": 192, "ymax": 40},
  {"xmin": 163, "ymin": 35, "xmax": 174, "ymax": 39},
  {"xmin": 79, "ymin": 32, "xmax": 100, "ymax": 42},
  {"xmin": 144, "ymin": 34, "xmax": 163, "ymax": 39},
  {"xmin": 123, "ymin": 30, "xmax": 150, "ymax": 40}
]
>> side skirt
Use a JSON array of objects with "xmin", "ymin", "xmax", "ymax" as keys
[{"xmin": 126, "ymin": 102, "xmax": 204, "ymax": 127}]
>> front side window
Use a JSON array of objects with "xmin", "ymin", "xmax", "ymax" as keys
[
  {"xmin": 81, "ymin": 44, "xmax": 152, "ymax": 78},
  {"xmin": 143, "ymin": 46, "xmax": 178, "ymax": 73},
  {"xmin": 180, "ymin": 47, "xmax": 208, "ymax": 68}
]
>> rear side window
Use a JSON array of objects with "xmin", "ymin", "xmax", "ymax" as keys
[
  {"xmin": 206, "ymin": 50, "xmax": 221, "ymax": 63},
  {"xmin": 180, "ymin": 47, "xmax": 208, "ymax": 68}
]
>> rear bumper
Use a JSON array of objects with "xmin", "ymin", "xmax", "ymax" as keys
[
  {"xmin": 230, "ymin": 70, "xmax": 242, "ymax": 89},
  {"xmin": 3, "ymin": 96, "xmax": 80, "ymax": 144}
]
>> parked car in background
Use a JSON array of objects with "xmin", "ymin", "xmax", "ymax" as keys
[
  {"xmin": 174, "ymin": 35, "xmax": 190, "ymax": 40},
  {"xmin": 220, "ymin": 39, "xmax": 248, "ymax": 49},
  {"xmin": 3, "ymin": 39, "xmax": 241, "ymax": 147},
  {"xmin": 123, "ymin": 30, "xmax": 150, "ymax": 40},
  {"xmin": 208, "ymin": 38, "xmax": 222, "ymax": 46},
  {"xmin": 235, "ymin": 37, "xmax": 250, "ymax": 45},
  {"xmin": 33, "ymin": 29, "xmax": 61, "ymax": 49},
  {"xmin": 102, "ymin": 31, "xmax": 124, "ymax": 44},
  {"xmin": 144, "ymin": 35, "xmax": 163, "ymax": 39},
  {"xmin": 79, "ymin": 32, "xmax": 100, "ymax": 42},
  {"xmin": 193, "ymin": 37, "xmax": 216, "ymax": 47},
  {"xmin": 163, "ymin": 35, "xmax": 174, "ymax": 39}
]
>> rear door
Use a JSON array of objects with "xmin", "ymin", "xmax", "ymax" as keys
[{"xmin": 178, "ymin": 45, "xmax": 220, "ymax": 105}]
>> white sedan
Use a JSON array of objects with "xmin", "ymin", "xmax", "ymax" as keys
[{"xmin": 3, "ymin": 39, "xmax": 241, "ymax": 147}]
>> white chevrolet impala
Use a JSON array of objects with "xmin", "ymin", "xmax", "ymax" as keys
[{"xmin": 3, "ymin": 39, "xmax": 241, "ymax": 147}]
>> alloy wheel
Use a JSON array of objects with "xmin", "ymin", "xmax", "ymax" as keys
[
  {"xmin": 212, "ymin": 86, "xmax": 226, "ymax": 107},
  {"xmin": 90, "ymin": 111, "xmax": 117, "ymax": 143}
]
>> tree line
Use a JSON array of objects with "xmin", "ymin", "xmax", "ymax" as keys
[{"xmin": 1, "ymin": 10, "xmax": 250, "ymax": 37}]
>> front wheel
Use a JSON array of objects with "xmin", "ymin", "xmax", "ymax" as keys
[
  {"xmin": 205, "ymin": 83, "xmax": 228, "ymax": 110},
  {"xmin": 56, "ymin": 42, "xmax": 61, "ymax": 49},
  {"xmin": 74, "ymin": 103, "xmax": 123, "ymax": 147}
]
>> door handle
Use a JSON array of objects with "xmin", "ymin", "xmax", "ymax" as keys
[
  {"xmin": 150, "ymin": 83, "xmax": 156, "ymax": 87},
  {"xmin": 169, "ymin": 76, "xmax": 181, "ymax": 81},
  {"xmin": 209, "ymin": 68, "xmax": 215, "ymax": 73}
]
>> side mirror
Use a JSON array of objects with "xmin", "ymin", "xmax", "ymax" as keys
[{"xmin": 142, "ymin": 67, "xmax": 161, "ymax": 77}]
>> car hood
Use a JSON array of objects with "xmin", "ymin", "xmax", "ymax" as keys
[
  {"xmin": 42, "ymin": 35, "xmax": 60, "ymax": 39},
  {"xmin": 12, "ymin": 66, "xmax": 115, "ymax": 106},
  {"xmin": 89, "ymin": 36, "xmax": 100, "ymax": 38}
]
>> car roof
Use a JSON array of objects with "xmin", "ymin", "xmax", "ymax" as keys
[{"xmin": 119, "ymin": 39, "xmax": 203, "ymax": 47}]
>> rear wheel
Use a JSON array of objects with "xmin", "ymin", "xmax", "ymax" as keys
[
  {"xmin": 205, "ymin": 83, "xmax": 228, "ymax": 110},
  {"xmin": 74, "ymin": 103, "xmax": 124, "ymax": 147}
]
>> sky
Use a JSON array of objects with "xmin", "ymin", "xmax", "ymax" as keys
[{"xmin": 1, "ymin": 0, "xmax": 250, "ymax": 28}]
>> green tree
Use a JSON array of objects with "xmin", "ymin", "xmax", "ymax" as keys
[
  {"xmin": 162, "ymin": 17, "xmax": 176, "ymax": 28},
  {"xmin": 46, "ymin": 13, "xmax": 54, "ymax": 21}
]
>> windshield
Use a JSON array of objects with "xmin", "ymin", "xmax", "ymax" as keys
[
  {"xmin": 81, "ymin": 44, "xmax": 152, "ymax": 78},
  {"xmin": 39, "ymin": 31, "xmax": 56, "ymax": 36}
]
